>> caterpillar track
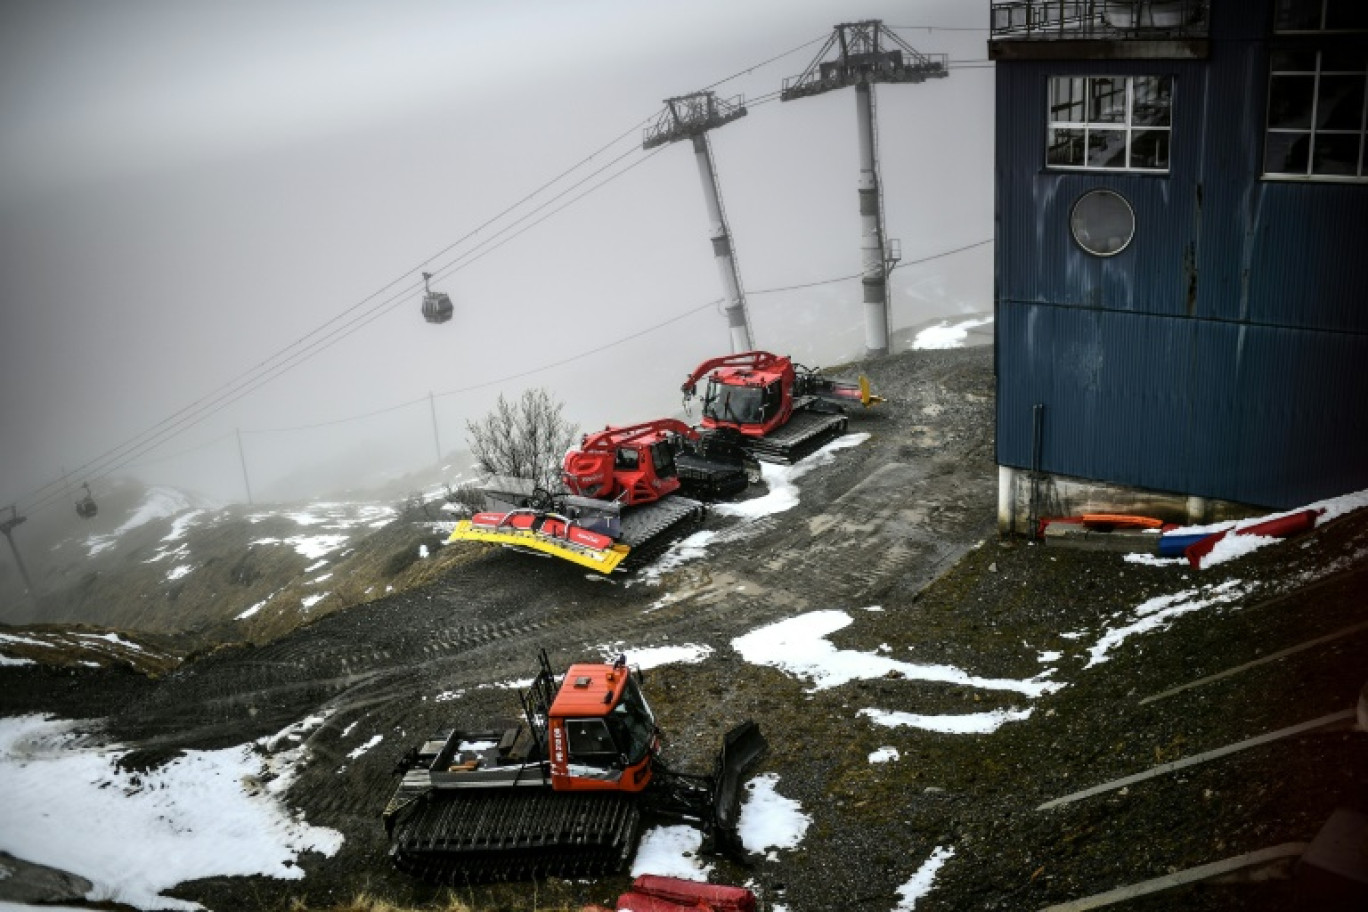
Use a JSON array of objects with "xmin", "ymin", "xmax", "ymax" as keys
[
  {"xmin": 673, "ymin": 432, "xmax": 756, "ymax": 500},
  {"xmin": 673, "ymin": 454, "xmax": 750, "ymax": 500},
  {"xmin": 388, "ymin": 788, "xmax": 643, "ymax": 883},
  {"xmin": 615, "ymin": 495, "xmax": 705, "ymax": 568},
  {"xmin": 742, "ymin": 408, "xmax": 849, "ymax": 464}
]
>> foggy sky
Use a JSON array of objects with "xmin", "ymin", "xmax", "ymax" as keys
[{"xmin": 0, "ymin": 0, "xmax": 993, "ymax": 514}]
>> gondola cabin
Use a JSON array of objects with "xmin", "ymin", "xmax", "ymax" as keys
[
  {"xmin": 75, "ymin": 482, "xmax": 97, "ymax": 519},
  {"xmin": 421, "ymin": 271, "xmax": 453, "ymax": 324}
]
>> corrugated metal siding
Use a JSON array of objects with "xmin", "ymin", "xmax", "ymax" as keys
[
  {"xmin": 999, "ymin": 303, "xmax": 1368, "ymax": 505},
  {"xmin": 1248, "ymin": 187, "xmax": 1368, "ymax": 332},
  {"xmin": 997, "ymin": 61, "xmax": 1204, "ymax": 318},
  {"xmin": 995, "ymin": 1, "xmax": 1368, "ymax": 508}
]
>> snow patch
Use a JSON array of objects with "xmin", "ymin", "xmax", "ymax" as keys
[
  {"xmin": 860, "ymin": 706, "xmax": 1034, "ymax": 734},
  {"xmin": 714, "ymin": 434, "xmax": 869, "ymax": 522},
  {"xmin": 913, "ymin": 316, "xmax": 993, "ymax": 350},
  {"xmin": 85, "ymin": 538, "xmax": 117, "ymax": 557},
  {"xmin": 0, "ymin": 633, "xmax": 52, "ymax": 649},
  {"xmin": 236, "ymin": 592, "xmax": 277, "ymax": 620},
  {"xmin": 248, "ymin": 503, "xmax": 398, "ymax": 532},
  {"xmin": 630, "ymin": 825, "xmax": 711, "ymax": 880},
  {"xmin": 162, "ymin": 510, "xmax": 205, "ymax": 542},
  {"xmin": 289, "ymin": 535, "xmax": 349, "ymax": 560},
  {"xmin": 1086, "ymin": 579, "xmax": 1251, "ymax": 667},
  {"xmin": 0, "ymin": 714, "xmax": 341, "ymax": 911},
  {"xmin": 116, "ymin": 488, "xmax": 197, "ymax": 536},
  {"xmin": 639, "ymin": 530, "xmax": 719, "ymax": 583},
  {"xmin": 738, "ymin": 774, "xmax": 810, "ymax": 854},
  {"xmin": 869, "ymin": 746, "xmax": 900, "ymax": 764},
  {"xmin": 895, "ymin": 846, "xmax": 956, "ymax": 910},
  {"xmin": 594, "ymin": 643, "xmax": 713, "ymax": 669},
  {"xmin": 77, "ymin": 633, "xmax": 146, "ymax": 654},
  {"xmin": 733, "ymin": 610, "xmax": 1061, "ymax": 697},
  {"xmin": 644, "ymin": 592, "xmax": 685, "ymax": 613},
  {"xmin": 1125, "ymin": 553, "xmax": 1185, "ymax": 567},
  {"xmin": 166, "ymin": 564, "xmax": 193, "ymax": 582},
  {"xmin": 143, "ymin": 542, "xmax": 189, "ymax": 564},
  {"xmin": 638, "ymin": 436, "xmax": 871, "ymax": 583},
  {"xmin": 345, "ymin": 735, "xmax": 383, "ymax": 761}
]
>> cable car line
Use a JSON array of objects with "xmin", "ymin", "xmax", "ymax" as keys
[
  {"xmin": 11, "ymin": 25, "xmax": 985, "ymax": 518},
  {"xmin": 225, "ymin": 235, "xmax": 995, "ymax": 437},
  {"xmin": 13, "ymin": 121, "xmax": 654, "ymax": 514},
  {"xmin": 13, "ymin": 118, "xmax": 653, "ymax": 516},
  {"xmin": 121, "ymin": 431, "xmax": 238, "ymax": 470},
  {"xmin": 247, "ymin": 397, "xmax": 432, "ymax": 436},
  {"xmin": 17, "ymin": 142, "xmax": 663, "ymax": 517},
  {"xmin": 22, "ymin": 224, "xmax": 992, "ymax": 516},
  {"xmin": 417, "ymin": 144, "xmax": 660, "ymax": 289},
  {"xmin": 701, "ymin": 34, "xmax": 829, "ymax": 92}
]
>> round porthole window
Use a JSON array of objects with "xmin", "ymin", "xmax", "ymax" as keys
[{"xmin": 1070, "ymin": 189, "xmax": 1135, "ymax": 257}]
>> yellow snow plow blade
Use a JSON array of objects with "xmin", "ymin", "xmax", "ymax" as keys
[
  {"xmin": 448, "ymin": 520, "xmax": 630, "ymax": 574},
  {"xmin": 858, "ymin": 375, "xmax": 885, "ymax": 408}
]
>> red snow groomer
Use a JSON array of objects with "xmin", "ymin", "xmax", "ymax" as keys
[
  {"xmin": 385, "ymin": 651, "xmax": 767, "ymax": 884},
  {"xmin": 448, "ymin": 419, "xmax": 751, "ymax": 574},
  {"xmin": 681, "ymin": 350, "xmax": 884, "ymax": 463}
]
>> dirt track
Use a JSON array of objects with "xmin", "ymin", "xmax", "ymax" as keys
[{"xmin": 3, "ymin": 343, "xmax": 1366, "ymax": 912}]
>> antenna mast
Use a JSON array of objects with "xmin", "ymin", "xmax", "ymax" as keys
[
  {"xmin": 781, "ymin": 21, "xmax": 947, "ymax": 357},
  {"xmin": 644, "ymin": 91, "xmax": 755, "ymax": 353}
]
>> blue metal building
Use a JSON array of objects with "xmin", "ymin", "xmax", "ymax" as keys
[{"xmin": 989, "ymin": 0, "xmax": 1368, "ymax": 530}]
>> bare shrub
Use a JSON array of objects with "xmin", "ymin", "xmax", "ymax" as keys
[
  {"xmin": 444, "ymin": 482, "xmax": 487, "ymax": 516},
  {"xmin": 465, "ymin": 388, "xmax": 577, "ymax": 493}
]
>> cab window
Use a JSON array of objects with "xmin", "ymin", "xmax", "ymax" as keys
[
  {"xmin": 650, "ymin": 441, "xmax": 677, "ymax": 477},
  {"xmin": 565, "ymin": 718, "xmax": 618, "ymax": 767},
  {"xmin": 760, "ymin": 381, "xmax": 783, "ymax": 420}
]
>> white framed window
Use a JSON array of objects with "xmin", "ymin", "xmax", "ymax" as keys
[
  {"xmin": 1274, "ymin": 0, "xmax": 1368, "ymax": 33},
  {"xmin": 1046, "ymin": 75, "xmax": 1173, "ymax": 173},
  {"xmin": 1264, "ymin": 47, "xmax": 1367, "ymax": 180}
]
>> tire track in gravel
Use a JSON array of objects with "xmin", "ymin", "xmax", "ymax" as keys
[
  {"xmin": 102, "ymin": 347, "xmax": 1002, "ymax": 837},
  {"xmin": 106, "ymin": 580, "xmax": 558, "ymax": 750}
]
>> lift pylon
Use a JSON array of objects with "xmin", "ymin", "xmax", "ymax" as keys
[
  {"xmin": 644, "ymin": 91, "xmax": 754, "ymax": 354},
  {"xmin": 1, "ymin": 506, "xmax": 34, "ymax": 595},
  {"xmin": 781, "ymin": 21, "xmax": 947, "ymax": 357}
]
